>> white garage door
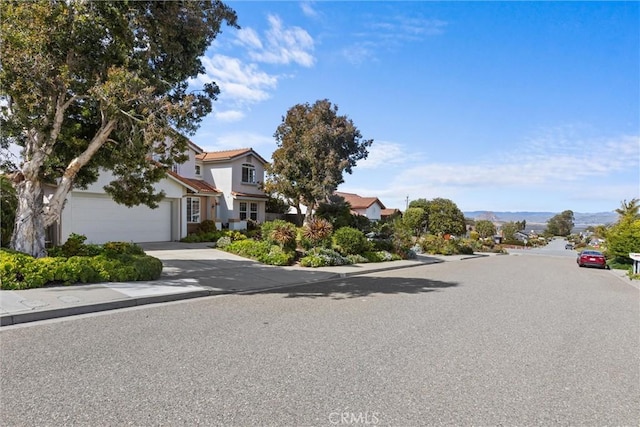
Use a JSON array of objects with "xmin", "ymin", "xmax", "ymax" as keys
[{"xmin": 70, "ymin": 194, "xmax": 173, "ymax": 244}]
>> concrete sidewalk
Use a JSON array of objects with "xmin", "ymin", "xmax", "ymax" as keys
[{"xmin": 1, "ymin": 243, "xmax": 470, "ymax": 326}]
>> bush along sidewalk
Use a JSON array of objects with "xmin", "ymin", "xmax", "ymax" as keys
[{"xmin": 1, "ymin": 234, "xmax": 162, "ymax": 290}]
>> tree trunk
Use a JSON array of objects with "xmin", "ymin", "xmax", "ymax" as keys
[{"xmin": 10, "ymin": 178, "xmax": 47, "ymax": 258}]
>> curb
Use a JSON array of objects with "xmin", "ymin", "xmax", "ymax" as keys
[{"xmin": 0, "ymin": 258, "xmax": 439, "ymax": 327}]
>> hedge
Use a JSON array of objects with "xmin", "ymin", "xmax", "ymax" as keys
[{"xmin": 0, "ymin": 248, "xmax": 163, "ymax": 290}]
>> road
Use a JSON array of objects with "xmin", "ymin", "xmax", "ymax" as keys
[{"xmin": 1, "ymin": 248, "xmax": 638, "ymax": 426}]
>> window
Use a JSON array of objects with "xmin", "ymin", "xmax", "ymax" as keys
[
  {"xmin": 242, "ymin": 164, "xmax": 256, "ymax": 184},
  {"xmin": 195, "ymin": 165, "xmax": 201, "ymax": 176},
  {"xmin": 172, "ymin": 163, "xmax": 179, "ymax": 173},
  {"xmin": 239, "ymin": 202, "xmax": 258, "ymax": 221},
  {"xmin": 186, "ymin": 197, "xmax": 200, "ymax": 223}
]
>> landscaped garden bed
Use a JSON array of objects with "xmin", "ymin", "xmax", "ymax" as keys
[{"xmin": 0, "ymin": 234, "xmax": 162, "ymax": 290}]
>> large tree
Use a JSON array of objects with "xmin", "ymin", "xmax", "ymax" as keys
[
  {"xmin": 475, "ymin": 219, "xmax": 496, "ymax": 238},
  {"xmin": 0, "ymin": 0, "xmax": 238, "ymax": 257},
  {"xmin": 545, "ymin": 210, "xmax": 575, "ymax": 237},
  {"xmin": 265, "ymin": 99, "xmax": 373, "ymax": 223},
  {"xmin": 424, "ymin": 198, "xmax": 466, "ymax": 236}
]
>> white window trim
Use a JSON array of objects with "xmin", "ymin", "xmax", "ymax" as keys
[
  {"xmin": 186, "ymin": 197, "xmax": 200, "ymax": 223},
  {"xmin": 241, "ymin": 163, "xmax": 257, "ymax": 184}
]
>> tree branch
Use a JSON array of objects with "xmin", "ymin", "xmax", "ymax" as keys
[{"xmin": 44, "ymin": 118, "xmax": 117, "ymax": 226}]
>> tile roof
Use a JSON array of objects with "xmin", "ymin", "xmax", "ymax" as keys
[
  {"xmin": 335, "ymin": 191, "xmax": 386, "ymax": 210},
  {"xmin": 167, "ymin": 171, "xmax": 221, "ymax": 194},
  {"xmin": 196, "ymin": 148, "xmax": 268, "ymax": 164}
]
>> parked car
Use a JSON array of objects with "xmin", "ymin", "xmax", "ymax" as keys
[
  {"xmin": 577, "ymin": 250, "xmax": 608, "ymax": 269},
  {"xmin": 565, "ymin": 243, "xmax": 574, "ymax": 250}
]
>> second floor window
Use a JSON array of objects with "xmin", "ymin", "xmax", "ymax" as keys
[
  {"xmin": 195, "ymin": 165, "xmax": 201, "ymax": 176},
  {"xmin": 242, "ymin": 164, "xmax": 256, "ymax": 184}
]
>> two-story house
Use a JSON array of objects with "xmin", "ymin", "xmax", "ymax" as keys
[{"xmin": 45, "ymin": 142, "xmax": 268, "ymax": 245}]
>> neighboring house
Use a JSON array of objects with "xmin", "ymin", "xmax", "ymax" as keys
[
  {"xmin": 45, "ymin": 144, "xmax": 268, "ymax": 245},
  {"xmin": 334, "ymin": 191, "xmax": 386, "ymax": 221}
]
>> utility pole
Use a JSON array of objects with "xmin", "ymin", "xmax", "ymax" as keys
[{"xmin": 405, "ymin": 195, "xmax": 409, "ymax": 210}]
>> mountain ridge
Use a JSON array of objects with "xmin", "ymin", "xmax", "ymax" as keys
[{"xmin": 464, "ymin": 211, "xmax": 618, "ymax": 225}]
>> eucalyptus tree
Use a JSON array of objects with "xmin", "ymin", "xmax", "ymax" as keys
[
  {"xmin": 0, "ymin": 0, "xmax": 238, "ymax": 257},
  {"xmin": 265, "ymin": 99, "xmax": 373, "ymax": 223}
]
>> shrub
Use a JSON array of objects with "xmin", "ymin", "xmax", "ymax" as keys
[
  {"xmin": 0, "ymin": 249, "xmax": 162, "ymax": 290},
  {"xmin": 363, "ymin": 250, "xmax": 398, "ymax": 263},
  {"xmin": 216, "ymin": 236, "xmax": 232, "ymax": 249},
  {"xmin": 261, "ymin": 220, "xmax": 296, "ymax": 248},
  {"xmin": 270, "ymin": 221, "xmax": 297, "ymax": 250},
  {"xmin": 299, "ymin": 247, "xmax": 350, "ymax": 267},
  {"xmin": 224, "ymin": 239, "xmax": 295, "ymax": 266},
  {"xmin": 333, "ymin": 227, "xmax": 369, "ymax": 255},
  {"xmin": 102, "ymin": 241, "xmax": 145, "ymax": 256},
  {"xmin": 197, "ymin": 220, "xmax": 217, "ymax": 233},
  {"xmin": 303, "ymin": 217, "xmax": 333, "ymax": 246}
]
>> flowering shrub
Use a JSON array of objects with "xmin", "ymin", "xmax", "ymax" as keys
[{"xmin": 299, "ymin": 248, "xmax": 350, "ymax": 268}]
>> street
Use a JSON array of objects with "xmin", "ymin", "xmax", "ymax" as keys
[{"xmin": 1, "ymin": 250, "xmax": 638, "ymax": 426}]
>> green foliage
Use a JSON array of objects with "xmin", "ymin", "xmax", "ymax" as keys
[
  {"xmin": 475, "ymin": 220, "xmax": 496, "ymax": 238},
  {"xmin": 216, "ymin": 236, "xmax": 232, "ymax": 249},
  {"xmin": 1, "ymin": 175, "xmax": 17, "ymax": 247},
  {"xmin": 615, "ymin": 198, "xmax": 640, "ymax": 220},
  {"xmin": 197, "ymin": 220, "xmax": 218, "ymax": 233},
  {"xmin": 362, "ymin": 251, "xmax": 399, "ymax": 263},
  {"xmin": 224, "ymin": 240, "xmax": 295, "ymax": 266},
  {"xmin": 545, "ymin": 210, "xmax": 575, "ymax": 236},
  {"xmin": 403, "ymin": 207, "xmax": 426, "ymax": 237},
  {"xmin": 261, "ymin": 219, "xmax": 297, "ymax": 250},
  {"xmin": 181, "ymin": 230, "xmax": 224, "ymax": 243},
  {"xmin": 424, "ymin": 198, "xmax": 466, "ymax": 236},
  {"xmin": 0, "ymin": 249, "xmax": 162, "ymax": 290},
  {"xmin": 332, "ymin": 227, "xmax": 370, "ymax": 255},
  {"xmin": 605, "ymin": 218, "xmax": 640, "ymax": 263},
  {"xmin": 299, "ymin": 248, "xmax": 350, "ymax": 268},
  {"xmin": 1, "ymin": 1, "xmax": 238, "ymax": 256},
  {"xmin": 265, "ymin": 195, "xmax": 291, "ymax": 214},
  {"xmin": 419, "ymin": 235, "xmax": 474, "ymax": 255},
  {"xmin": 316, "ymin": 195, "xmax": 353, "ymax": 230},
  {"xmin": 302, "ymin": 217, "xmax": 333, "ymax": 247},
  {"xmin": 500, "ymin": 222, "xmax": 519, "ymax": 241},
  {"xmin": 265, "ymin": 99, "xmax": 373, "ymax": 221}
]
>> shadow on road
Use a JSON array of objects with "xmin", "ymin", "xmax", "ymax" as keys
[{"xmin": 249, "ymin": 276, "xmax": 459, "ymax": 300}]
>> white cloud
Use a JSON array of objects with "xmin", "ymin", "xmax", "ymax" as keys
[
  {"xmin": 300, "ymin": 1, "xmax": 319, "ymax": 19},
  {"xmin": 357, "ymin": 141, "xmax": 410, "ymax": 169},
  {"xmin": 343, "ymin": 130, "xmax": 639, "ymax": 211},
  {"xmin": 214, "ymin": 110, "xmax": 244, "ymax": 122},
  {"xmin": 194, "ymin": 55, "xmax": 278, "ymax": 106},
  {"xmin": 246, "ymin": 15, "xmax": 315, "ymax": 67}
]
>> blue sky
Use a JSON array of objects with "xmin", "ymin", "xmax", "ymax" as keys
[{"xmin": 189, "ymin": 1, "xmax": 639, "ymax": 213}]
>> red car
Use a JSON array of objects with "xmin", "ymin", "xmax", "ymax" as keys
[{"xmin": 577, "ymin": 250, "xmax": 608, "ymax": 269}]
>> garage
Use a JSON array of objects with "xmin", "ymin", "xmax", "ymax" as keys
[{"xmin": 65, "ymin": 193, "xmax": 174, "ymax": 244}]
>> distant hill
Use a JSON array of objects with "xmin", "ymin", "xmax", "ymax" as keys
[{"xmin": 464, "ymin": 211, "xmax": 618, "ymax": 226}]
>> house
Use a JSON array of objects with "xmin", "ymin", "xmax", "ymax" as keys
[
  {"xmin": 334, "ymin": 191, "xmax": 386, "ymax": 221},
  {"xmin": 46, "ymin": 144, "xmax": 268, "ymax": 245}
]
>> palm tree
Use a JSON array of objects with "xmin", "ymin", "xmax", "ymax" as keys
[{"xmin": 615, "ymin": 198, "xmax": 640, "ymax": 220}]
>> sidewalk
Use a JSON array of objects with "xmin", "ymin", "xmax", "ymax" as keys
[{"xmin": 1, "ymin": 243, "xmax": 476, "ymax": 326}]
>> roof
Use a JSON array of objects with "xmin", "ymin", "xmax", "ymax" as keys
[
  {"xmin": 381, "ymin": 208, "xmax": 401, "ymax": 217},
  {"xmin": 166, "ymin": 171, "xmax": 222, "ymax": 194},
  {"xmin": 196, "ymin": 148, "xmax": 268, "ymax": 165},
  {"xmin": 335, "ymin": 191, "xmax": 386, "ymax": 210},
  {"xmin": 231, "ymin": 191, "xmax": 269, "ymax": 200}
]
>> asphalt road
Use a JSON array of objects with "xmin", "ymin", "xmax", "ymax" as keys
[{"xmin": 1, "ymin": 249, "xmax": 638, "ymax": 426}]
